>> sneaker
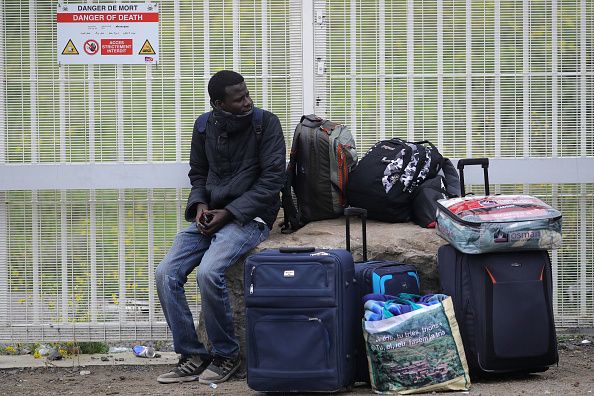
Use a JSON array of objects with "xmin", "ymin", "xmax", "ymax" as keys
[
  {"xmin": 157, "ymin": 355, "xmax": 212, "ymax": 384},
  {"xmin": 198, "ymin": 355, "xmax": 241, "ymax": 384}
]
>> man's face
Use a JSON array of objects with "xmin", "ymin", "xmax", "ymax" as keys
[{"xmin": 216, "ymin": 81, "xmax": 253, "ymax": 115}]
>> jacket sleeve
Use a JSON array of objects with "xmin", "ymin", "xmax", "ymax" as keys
[
  {"xmin": 184, "ymin": 117, "xmax": 209, "ymax": 222},
  {"xmin": 225, "ymin": 113, "xmax": 287, "ymax": 224}
]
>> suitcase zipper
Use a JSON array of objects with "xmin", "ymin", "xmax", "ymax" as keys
[
  {"xmin": 249, "ymin": 265, "xmax": 256, "ymax": 294},
  {"xmin": 436, "ymin": 202, "xmax": 481, "ymax": 227},
  {"xmin": 436, "ymin": 201, "xmax": 562, "ymax": 227}
]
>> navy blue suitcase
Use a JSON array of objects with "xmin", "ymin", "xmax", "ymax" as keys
[
  {"xmin": 344, "ymin": 207, "xmax": 421, "ymax": 383},
  {"xmin": 438, "ymin": 244, "xmax": 558, "ymax": 376},
  {"xmin": 245, "ymin": 246, "xmax": 356, "ymax": 392}
]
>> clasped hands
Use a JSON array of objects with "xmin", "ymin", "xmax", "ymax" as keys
[{"xmin": 196, "ymin": 204, "xmax": 233, "ymax": 236}]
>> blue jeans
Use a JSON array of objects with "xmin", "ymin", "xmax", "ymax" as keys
[{"xmin": 156, "ymin": 220, "xmax": 269, "ymax": 358}]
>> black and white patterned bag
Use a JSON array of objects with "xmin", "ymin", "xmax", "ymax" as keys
[{"xmin": 347, "ymin": 138, "xmax": 456, "ymax": 223}]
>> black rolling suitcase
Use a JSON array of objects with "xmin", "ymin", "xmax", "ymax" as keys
[
  {"xmin": 244, "ymin": 246, "xmax": 356, "ymax": 392},
  {"xmin": 437, "ymin": 159, "xmax": 558, "ymax": 376},
  {"xmin": 438, "ymin": 246, "xmax": 558, "ymax": 375},
  {"xmin": 344, "ymin": 207, "xmax": 420, "ymax": 383}
]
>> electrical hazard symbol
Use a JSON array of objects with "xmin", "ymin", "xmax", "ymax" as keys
[
  {"xmin": 138, "ymin": 39, "xmax": 156, "ymax": 55},
  {"xmin": 61, "ymin": 39, "xmax": 79, "ymax": 55}
]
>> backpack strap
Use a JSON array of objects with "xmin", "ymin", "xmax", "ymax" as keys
[
  {"xmin": 280, "ymin": 127, "xmax": 303, "ymax": 234},
  {"xmin": 409, "ymin": 140, "xmax": 444, "ymax": 192},
  {"xmin": 196, "ymin": 111, "xmax": 212, "ymax": 133},
  {"xmin": 409, "ymin": 142, "xmax": 428, "ymax": 188}
]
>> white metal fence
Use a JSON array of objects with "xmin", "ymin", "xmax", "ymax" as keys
[{"xmin": 0, "ymin": 0, "xmax": 592, "ymax": 342}]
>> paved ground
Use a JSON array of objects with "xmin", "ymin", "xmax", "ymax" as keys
[
  {"xmin": 0, "ymin": 351, "xmax": 180, "ymax": 369},
  {"xmin": 0, "ymin": 334, "xmax": 592, "ymax": 395}
]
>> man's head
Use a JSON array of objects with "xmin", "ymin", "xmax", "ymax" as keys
[{"xmin": 208, "ymin": 70, "xmax": 253, "ymax": 115}]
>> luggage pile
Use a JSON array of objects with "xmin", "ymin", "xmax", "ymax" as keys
[
  {"xmin": 242, "ymin": 115, "xmax": 562, "ymax": 393},
  {"xmin": 436, "ymin": 158, "xmax": 559, "ymax": 377},
  {"xmin": 244, "ymin": 207, "xmax": 472, "ymax": 394}
]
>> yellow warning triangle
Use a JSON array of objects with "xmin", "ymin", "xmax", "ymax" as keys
[
  {"xmin": 138, "ymin": 39, "xmax": 156, "ymax": 55},
  {"xmin": 61, "ymin": 39, "xmax": 79, "ymax": 55}
]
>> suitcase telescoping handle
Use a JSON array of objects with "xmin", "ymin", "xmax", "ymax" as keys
[
  {"xmin": 344, "ymin": 206, "xmax": 367, "ymax": 262},
  {"xmin": 457, "ymin": 157, "xmax": 490, "ymax": 196}
]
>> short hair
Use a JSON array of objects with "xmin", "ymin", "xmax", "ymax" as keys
[{"xmin": 208, "ymin": 70, "xmax": 245, "ymax": 103}]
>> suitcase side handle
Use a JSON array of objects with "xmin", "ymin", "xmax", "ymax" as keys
[
  {"xmin": 344, "ymin": 206, "xmax": 367, "ymax": 262},
  {"xmin": 457, "ymin": 157, "xmax": 490, "ymax": 196},
  {"xmin": 278, "ymin": 246, "xmax": 316, "ymax": 253}
]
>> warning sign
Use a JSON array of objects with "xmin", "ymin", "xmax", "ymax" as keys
[
  {"xmin": 57, "ymin": 3, "xmax": 159, "ymax": 64},
  {"xmin": 61, "ymin": 39, "xmax": 79, "ymax": 55},
  {"xmin": 101, "ymin": 39, "xmax": 133, "ymax": 55},
  {"xmin": 138, "ymin": 40, "xmax": 156, "ymax": 55}
]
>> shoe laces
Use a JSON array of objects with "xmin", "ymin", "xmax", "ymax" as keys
[
  {"xmin": 176, "ymin": 355, "xmax": 190, "ymax": 368},
  {"xmin": 177, "ymin": 355, "xmax": 203, "ymax": 373},
  {"xmin": 212, "ymin": 356, "xmax": 236, "ymax": 372}
]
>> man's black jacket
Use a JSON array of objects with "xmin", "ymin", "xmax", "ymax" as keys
[{"xmin": 185, "ymin": 109, "xmax": 286, "ymax": 229}]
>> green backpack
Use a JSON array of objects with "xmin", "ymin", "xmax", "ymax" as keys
[{"xmin": 281, "ymin": 115, "xmax": 358, "ymax": 233}]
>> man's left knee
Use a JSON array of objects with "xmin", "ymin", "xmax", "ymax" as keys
[{"xmin": 196, "ymin": 266, "xmax": 224, "ymax": 290}]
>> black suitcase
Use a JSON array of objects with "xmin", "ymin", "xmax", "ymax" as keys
[
  {"xmin": 438, "ymin": 245, "xmax": 558, "ymax": 375},
  {"xmin": 244, "ymin": 246, "xmax": 356, "ymax": 392},
  {"xmin": 345, "ymin": 207, "xmax": 420, "ymax": 383},
  {"xmin": 437, "ymin": 159, "xmax": 558, "ymax": 376}
]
